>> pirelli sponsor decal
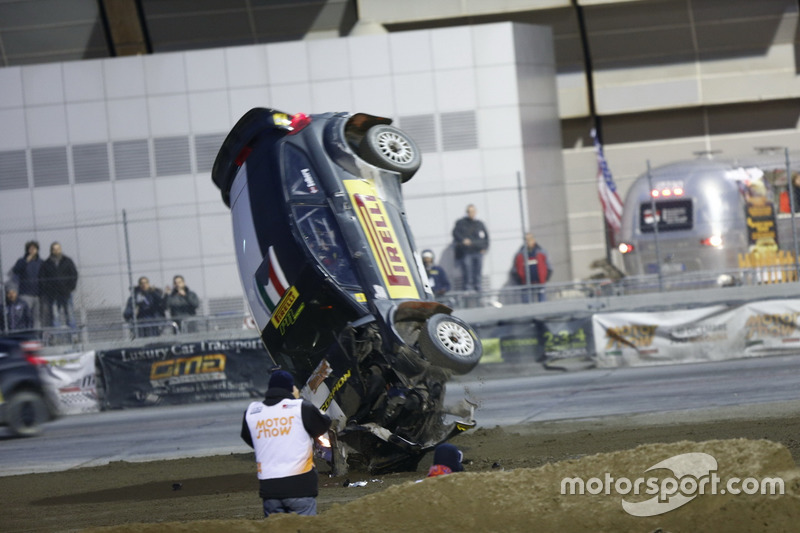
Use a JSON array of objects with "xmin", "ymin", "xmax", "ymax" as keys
[
  {"xmin": 271, "ymin": 286, "xmax": 299, "ymax": 328},
  {"xmin": 270, "ymin": 286, "xmax": 304, "ymax": 334},
  {"xmin": 344, "ymin": 179, "xmax": 419, "ymax": 300}
]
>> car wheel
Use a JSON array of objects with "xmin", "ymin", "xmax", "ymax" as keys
[
  {"xmin": 418, "ymin": 314, "xmax": 482, "ymax": 374},
  {"xmin": 358, "ymin": 125, "xmax": 421, "ymax": 182},
  {"xmin": 6, "ymin": 391, "xmax": 49, "ymax": 437}
]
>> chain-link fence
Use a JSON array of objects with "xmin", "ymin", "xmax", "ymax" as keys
[{"xmin": 0, "ymin": 201, "xmax": 251, "ymax": 348}]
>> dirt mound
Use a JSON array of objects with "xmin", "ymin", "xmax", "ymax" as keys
[{"xmin": 85, "ymin": 438, "xmax": 800, "ymax": 533}]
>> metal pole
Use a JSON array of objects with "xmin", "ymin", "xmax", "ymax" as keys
[
  {"xmin": 122, "ymin": 210, "xmax": 137, "ymax": 337},
  {"xmin": 0, "ymin": 248, "xmax": 6, "ymax": 334},
  {"xmin": 517, "ymin": 171, "xmax": 531, "ymax": 287},
  {"xmin": 646, "ymin": 160, "xmax": 664, "ymax": 292},
  {"xmin": 786, "ymin": 148, "xmax": 799, "ymax": 279},
  {"xmin": 516, "ymin": 171, "xmax": 532, "ymax": 304}
]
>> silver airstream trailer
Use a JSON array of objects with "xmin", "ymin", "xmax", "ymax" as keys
[{"xmin": 617, "ymin": 159, "xmax": 775, "ymax": 276}]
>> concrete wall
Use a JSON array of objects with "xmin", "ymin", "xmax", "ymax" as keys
[{"xmin": 0, "ymin": 22, "xmax": 566, "ymax": 314}]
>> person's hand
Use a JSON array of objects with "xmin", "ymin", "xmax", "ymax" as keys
[
  {"xmin": 463, "ymin": 238, "xmax": 472, "ymax": 246},
  {"xmin": 165, "ymin": 285, "xmax": 171, "ymax": 294},
  {"xmin": 292, "ymin": 385, "xmax": 301, "ymax": 399}
]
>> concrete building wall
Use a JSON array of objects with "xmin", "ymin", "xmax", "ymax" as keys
[
  {"xmin": 3, "ymin": 0, "xmax": 800, "ymax": 305},
  {"xmin": 0, "ymin": 22, "xmax": 565, "ymax": 313},
  {"xmin": 360, "ymin": 0, "xmax": 800, "ymax": 280}
]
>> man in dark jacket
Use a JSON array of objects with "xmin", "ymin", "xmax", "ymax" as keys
[
  {"xmin": 39, "ymin": 242, "xmax": 78, "ymax": 329},
  {"xmin": 123, "ymin": 276, "xmax": 166, "ymax": 338},
  {"xmin": 452, "ymin": 204, "xmax": 489, "ymax": 292},
  {"xmin": 165, "ymin": 275, "xmax": 200, "ymax": 333},
  {"xmin": 11, "ymin": 240, "xmax": 42, "ymax": 331},
  {"xmin": 241, "ymin": 370, "xmax": 331, "ymax": 517},
  {"xmin": 3, "ymin": 287, "xmax": 33, "ymax": 333}
]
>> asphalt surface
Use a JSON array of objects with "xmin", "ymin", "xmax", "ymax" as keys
[{"xmin": 1, "ymin": 353, "xmax": 799, "ymax": 477}]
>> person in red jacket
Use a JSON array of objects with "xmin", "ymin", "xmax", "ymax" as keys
[
  {"xmin": 512, "ymin": 233, "xmax": 552, "ymax": 303},
  {"xmin": 241, "ymin": 370, "xmax": 331, "ymax": 517}
]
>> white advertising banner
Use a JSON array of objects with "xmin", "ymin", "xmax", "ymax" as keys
[
  {"xmin": 740, "ymin": 299, "xmax": 800, "ymax": 355},
  {"xmin": 592, "ymin": 299, "xmax": 800, "ymax": 368},
  {"xmin": 39, "ymin": 351, "xmax": 100, "ymax": 415}
]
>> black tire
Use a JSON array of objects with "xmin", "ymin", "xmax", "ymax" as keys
[
  {"xmin": 6, "ymin": 391, "xmax": 49, "ymax": 437},
  {"xmin": 358, "ymin": 125, "xmax": 421, "ymax": 182},
  {"xmin": 418, "ymin": 314, "xmax": 482, "ymax": 374}
]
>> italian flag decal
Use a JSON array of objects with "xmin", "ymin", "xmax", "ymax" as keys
[{"xmin": 257, "ymin": 246, "xmax": 289, "ymax": 314}]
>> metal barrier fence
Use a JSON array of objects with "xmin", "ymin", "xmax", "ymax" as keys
[{"xmin": 2, "ymin": 264, "xmax": 796, "ymax": 353}]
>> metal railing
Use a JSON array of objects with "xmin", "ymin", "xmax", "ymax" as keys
[{"xmin": 6, "ymin": 265, "xmax": 800, "ymax": 353}]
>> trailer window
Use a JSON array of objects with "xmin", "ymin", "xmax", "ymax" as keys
[{"xmin": 640, "ymin": 199, "xmax": 693, "ymax": 232}]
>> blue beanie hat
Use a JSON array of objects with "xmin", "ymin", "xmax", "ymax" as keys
[
  {"xmin": 432, "ymin": 443, "xmax": 463, "ymax": 472},
  {"xmin": 268, "ymin": 370, "xmax": 294, "ymax": 391}
]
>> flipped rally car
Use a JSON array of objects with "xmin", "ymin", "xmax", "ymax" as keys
[{"xmin": 212, "ymin": 108, "xmax": 481, "ymax": 474}]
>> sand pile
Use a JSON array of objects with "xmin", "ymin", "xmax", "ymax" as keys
[{"xmin": 88, "ymin": 438, "xmax": 800, "ymax": 533}]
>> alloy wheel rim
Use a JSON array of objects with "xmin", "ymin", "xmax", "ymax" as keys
[
  {"xmin": 435, "ymin": 322, "xmax": 474, "ymax": 358},
  {"xmin": 377, "ymin": 131, "xmax": 414, "ymax": 164}
]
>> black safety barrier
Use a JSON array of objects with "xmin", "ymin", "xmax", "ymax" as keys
[{"xmin": 95, "ymin": 338, "xmax": 273, "ymax": 409}]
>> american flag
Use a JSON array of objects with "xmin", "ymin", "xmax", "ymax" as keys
[{"xmin": 591, "ymin": 128, "xmax": 624, "ymax": 237}]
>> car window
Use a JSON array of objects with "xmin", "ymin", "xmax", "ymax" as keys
[
  {"xmin": 293, "ymin": 205, "xmax": 359, "ymax": 287},
  {"xmin": 284, "ymin": 145, "xmax": 324, "ymax": 198}
]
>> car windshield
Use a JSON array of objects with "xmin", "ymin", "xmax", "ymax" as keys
[{"xmin": 294, "ymin": 205, "xmax": 359, "ymax": 287}]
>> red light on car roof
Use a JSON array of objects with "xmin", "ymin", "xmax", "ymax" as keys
[
  {"xmin": 288, "ymin": 113, "xmax": 311, "ymax": 135},
  {"xmin": 673, "ymin": 187, "xmax": 684, "ymax": 196},
  {"xmin": 651, "ymin": 190, "xmax": 659, "ymax": 198},
  {"xmin": 701, "ymin": 235, "xmax": 723, "ymax": 247}
]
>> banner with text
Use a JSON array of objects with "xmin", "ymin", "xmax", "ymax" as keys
[
  {"xmin": 39, "ymin": 351, "xmax": 100, "ymax": 415},
  {"xmin": 592, "ymin": 299, "xmax": 800, "ymax": 367},
  {"xmin": 539, "ymin": 317, "xmax": 594, "ymax": 366},
  {"xmin": 475, "ymin": 320, "xmax": 543, "ymax": 363},
  {"xmin": 96, "ymin": 338, "xmax": 273, "ymax": 409}
]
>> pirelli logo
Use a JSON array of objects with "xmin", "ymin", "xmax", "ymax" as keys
[
  {"xmin": 271, "ymin": 286, "xmax": 300, "ymax": 329},
  {"xmin": 344, "ymin": 179, "xmax": 419, "ymax": 300}
]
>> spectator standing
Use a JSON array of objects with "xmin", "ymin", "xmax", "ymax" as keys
[
  {"xmin": 10, "ymin": 241, "xmax": 43, "ymax": 331},
  {"xmin": 39, "ymin": 242, "xmax": 78, "ymax": 329},
  {"xmin": 4, "ymin": 286, "xmax": 33, "ymax": 332},
  {"xmin": 165, "ymin": 275, "xmax": 200, "ymax": 333},
  {"xmin": 123, "ymin": 276, "xmax": 166, "ymax": 338},
  {"xmin": 451, "ymin": 204, "xmax": 489, "ymax": 292},
  {"xmin": 779, "ymin": 173, "xmax": 800, "ymax": 213},
  {"xmin": 512, "ymin": 232, "xmax": 553, "ymax": 303},
  {"xmin": 421, "ymin": 249, "xmax": 451, "ymax": 297},
  {"xmin": 241, "ymin": 370, "xmax": 331, "ymax": 517}
]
